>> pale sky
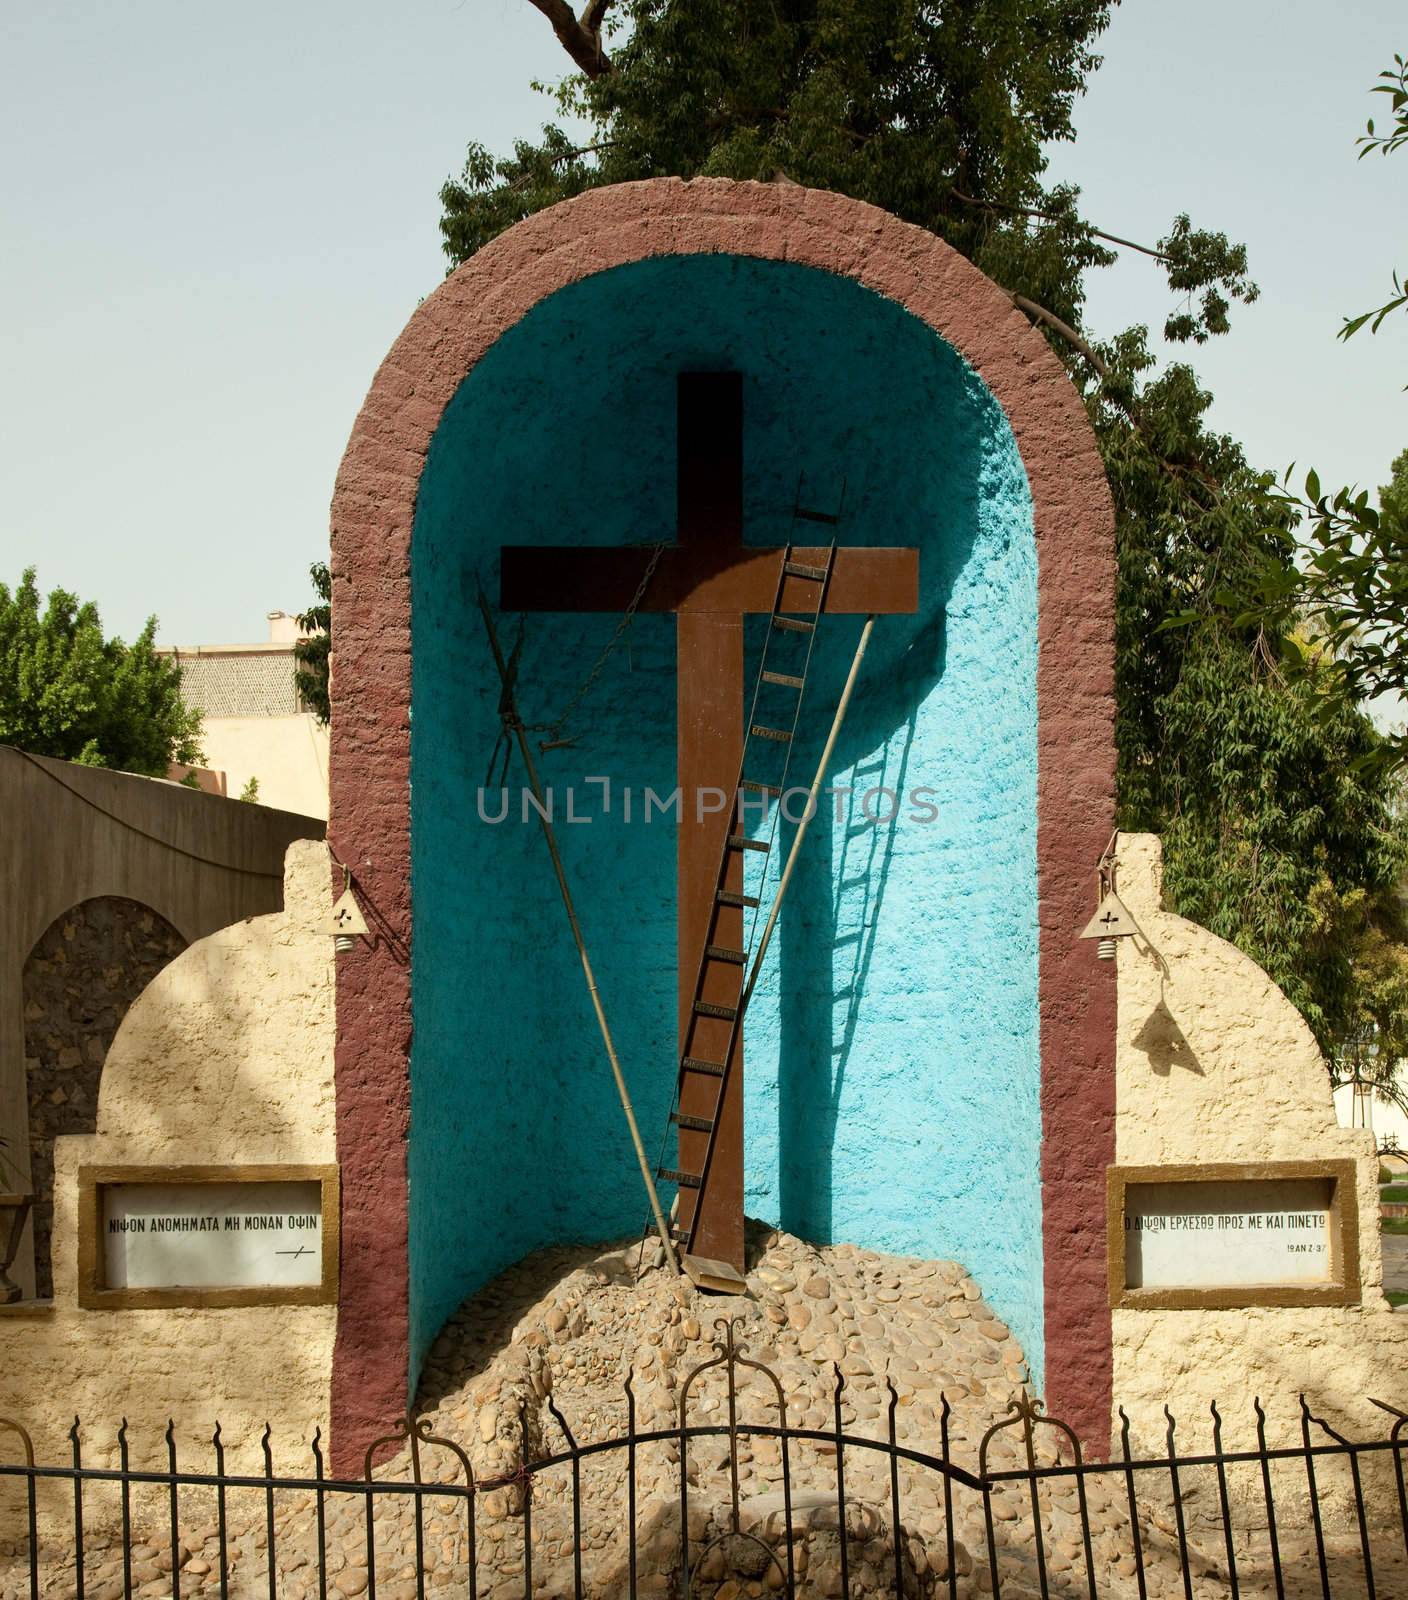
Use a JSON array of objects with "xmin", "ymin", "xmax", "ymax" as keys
[{"xmin": 1, "ymin": 1, "xmax": 1403, "ymax": 646}]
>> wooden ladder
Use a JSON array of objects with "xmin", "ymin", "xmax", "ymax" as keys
[{"xmin": 653, "ymin": 525, "xmax": 839, "ymax": 1288}]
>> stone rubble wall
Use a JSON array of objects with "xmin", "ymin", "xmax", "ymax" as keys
[{"xmin": 21, "ymin": 897, "xmax": 187, "ymax": 1298}]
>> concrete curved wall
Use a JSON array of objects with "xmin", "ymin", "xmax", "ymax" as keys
[
  {"xmin": 330, "ymin": 178, "xmax": 1116, "ymax": 1469},
  {"xmin": 409, "ymin": 252, "xmax": 1040, "ymax": 1380}
]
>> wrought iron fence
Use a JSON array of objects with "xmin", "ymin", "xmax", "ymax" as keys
[{"xmin": 2, "ymin": 1318, "xmax": 1406, "ymax": 1600}]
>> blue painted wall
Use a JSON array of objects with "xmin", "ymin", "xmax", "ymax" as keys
[{"xmin": 409, "ymin": 253, "xmax": 1040, "ymax": 1386}]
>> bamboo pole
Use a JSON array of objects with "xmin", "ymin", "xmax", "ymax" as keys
[
  {"xmin": 476, "ymin": 587, "xmax": 681, "ymax": 1275},
  {"xmin": 742, "ymin": 614, "xmax": 877, "ymax": 1010}
]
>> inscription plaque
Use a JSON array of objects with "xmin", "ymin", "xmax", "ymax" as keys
[
  {"xmin": 79, "ymin": 1165, "xmax": 339, "ymax": 1310},
  {"xmin": 1107, "ymin": 1160, "xmax": 1360, "ymax": 1310}
]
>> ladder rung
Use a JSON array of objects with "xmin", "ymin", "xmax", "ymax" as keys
[
  {"xmin": 751, "ymin": 724, "xmax": 792, "ymax": 743},
  {"xmin": 762, "ymin": 670, "xmax": 805, "ymax": 689},
  {"xmin": 671, "ymin": 1112, "xmax": 714, "ymax": 1133},
  {"xmin": 783, "ymin": 560, "xmax": 829, "ymax": 581},
  {"xmin": 717, "ymin": 890, "xmax": 760, "ymax": 908},
  {"xmin": 740, "ymin": 779, "xmax": 781, "ymax": 797},
  {"xmin": 682, "ymin": 1056, "xmax": 724, "ymax": 1077},
  {"xmin": 658, "ymin": 1168, "xmax": 701, "ymax": 1189},
  {"xmin": 694, "ymin": 1000, "xmax": 739, "ymax": 1021},
  {"xmin": 706, "ymin": 944, "xmax": 746, "ymax": 964},
  {"xmin": 771, "ymin": 616, "xmax": 815, "ymax": 634},
  {"xmin": 726, "ymin": 834, "xmax": 769, "ymax": 852},
  {"xmin": 795, "ymin": 507, "xmax": 839, "ymax": 524}
]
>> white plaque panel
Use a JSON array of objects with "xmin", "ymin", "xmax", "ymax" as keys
[
  {"xmin": 1124, "ymin": 1178, "xmax": 1334, "ymax": 1289},
  {"xmin": 102, "ymin": 1181, "xmax": 324, "ymax": 1290}
]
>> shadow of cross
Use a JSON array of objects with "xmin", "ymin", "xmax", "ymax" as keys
[{"xmin": 500, "ymin": 372, "xmax": 918, "ymax": 1274}]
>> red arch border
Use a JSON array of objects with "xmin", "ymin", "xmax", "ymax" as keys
[{"xmin": 328, "ymin": 178, "xmax": 1116, "ymax": 1470}]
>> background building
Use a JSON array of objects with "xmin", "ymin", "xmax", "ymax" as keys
[{"xmin": 162, "ymin": 611, "xmax": 329, "ymax": 820}]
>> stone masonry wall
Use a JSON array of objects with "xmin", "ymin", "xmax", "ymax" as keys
[{"xmin": 22, "ymin": 898, "xmax": 186, "ymax": 1297}]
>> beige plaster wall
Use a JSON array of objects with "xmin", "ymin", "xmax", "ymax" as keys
[
  {"xmin": 0, "ymin": 840, "xmax": 336, "ymax": 1526},
  {"xmin": 199, "ymin": 714, "xmax": 330, "ymax": 820},
  {"xmin": 1111, "ymin": 832, "xmax": 1408, "ymax": 1465}
]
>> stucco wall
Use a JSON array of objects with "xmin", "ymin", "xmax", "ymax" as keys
[
  {"xmin": 0, "ymin": 841, "xmax": 337, "ymax": 1512},
  {"xmin": 1111, "ymin": 832, "xmax": 1408, "ymax": 1457},
  {"xmin": 409, "ymin": 252, "xmax": 1043, "ymax": 1387}
]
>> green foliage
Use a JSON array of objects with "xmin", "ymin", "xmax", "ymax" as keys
[
  {"xmin": 294, "ymin": 562, "xmax": 331, "ymax": 726},
  {"xmin": 1256, "ymin": 453, "xmax": 1408, "ymax": 721},
  {"xmin": 1097, "ymin": 339, "xmax": 1408, "ymax": 1057},
  {"xmin": 1349, "ymin": 53, "xmax": 1408, "ymax": 343},
  {"xmin": 238, "ymin": 775, "xmax": 261, "ymax": 803},
  {"xmin": 0, "ymin": 569, "xmax": 202, "ymax": 777},
  {"xmin": 1230, "ymin": 59, "xmax": 1407, "ymax": 762},
  {"xmin": 441, "ymin": 0, "xmax": 1256, "ymax": 344}
]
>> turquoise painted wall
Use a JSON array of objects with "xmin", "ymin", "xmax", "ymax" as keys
[{"xmin": 409, "ymin": 254, "xmax": 1040, "ymax": 1388}]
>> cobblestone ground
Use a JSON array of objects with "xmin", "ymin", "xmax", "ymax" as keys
[{"xmin": 3, "ymin": 1226, "xmax": 1402, "ymax": 1598}]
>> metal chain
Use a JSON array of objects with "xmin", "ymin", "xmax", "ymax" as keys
[{"xmin": 532, "ymin": 541, "xmax": 667, "ymax": 749}]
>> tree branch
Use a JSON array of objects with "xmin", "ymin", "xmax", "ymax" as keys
[
  {"xmin": 1008, "ymin": 292, "xmax": 1108, "ymax": 378},
  {"xmin": 524, "ymin": 0, "xmax": 613, "ymax": 77},
  {"xmin": 506, "ymin": 139, "xmax": 620, "ymax": 193},
  {"xmin": 952, "ymin": 189, "xmax": 1174, "ymax": 265},
  {"xmin": 580, "ymin": 0, "xmax": 612, "ymax": 33}
]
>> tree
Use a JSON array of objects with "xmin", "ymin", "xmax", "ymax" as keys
[
  {"xmin": 0, "ymin": 569, "xmax": 202, "ymax": 777},
  {"xmin": 294, "ymin": 562, "xmax": 330, "ymax": 726},
  {"xmin": 442, "ymin": 0, "xmax": 1256, "ymax": 352},
  {"xmin": 1344, "ymin": 53, "xmax": 1408, "ymax": 342},
  {"xmin": 445, "ymin": 5, "xmax": 1408, "ymax": 1060}
]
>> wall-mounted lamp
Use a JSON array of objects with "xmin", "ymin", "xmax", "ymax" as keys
[
  {"xmin": 326, "ymin": 865, "xmax": 368, "ymax": 955},
  {"xmin": 1079, "ymin": 844, "xmax": 1142, "ymax": 961}
]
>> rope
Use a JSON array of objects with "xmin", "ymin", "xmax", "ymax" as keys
[{"xmin": 526, "ymin": 541, "xmax": 667, "ymax": 751}]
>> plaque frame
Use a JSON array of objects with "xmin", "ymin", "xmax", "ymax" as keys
[
  {"xmin": 1107, "ymin": 1159, "xmax": 1361, "ymax": 1311},
  {"xmin": 78, "ymin": 1164, "xmax": 340, "ymax": 1311}
]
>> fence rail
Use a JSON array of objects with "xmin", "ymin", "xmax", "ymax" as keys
[{"xmin": 1, "ymin": 1319, "xmax": 1405, "ymax": 1600}]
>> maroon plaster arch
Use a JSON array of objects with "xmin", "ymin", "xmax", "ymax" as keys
[{"xmin": 329, "ymin": 177, "xmax": 1116, "ymax": 1470}]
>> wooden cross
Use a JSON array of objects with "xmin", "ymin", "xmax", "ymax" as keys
[{"xmin": 501, "ymin": 373, "xmax": 918, "ymax": 1274}]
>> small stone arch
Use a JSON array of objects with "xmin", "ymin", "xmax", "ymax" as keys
[{"xmin": 21, "ymin": 896, "xmax": 186, "ymax": 1297}]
